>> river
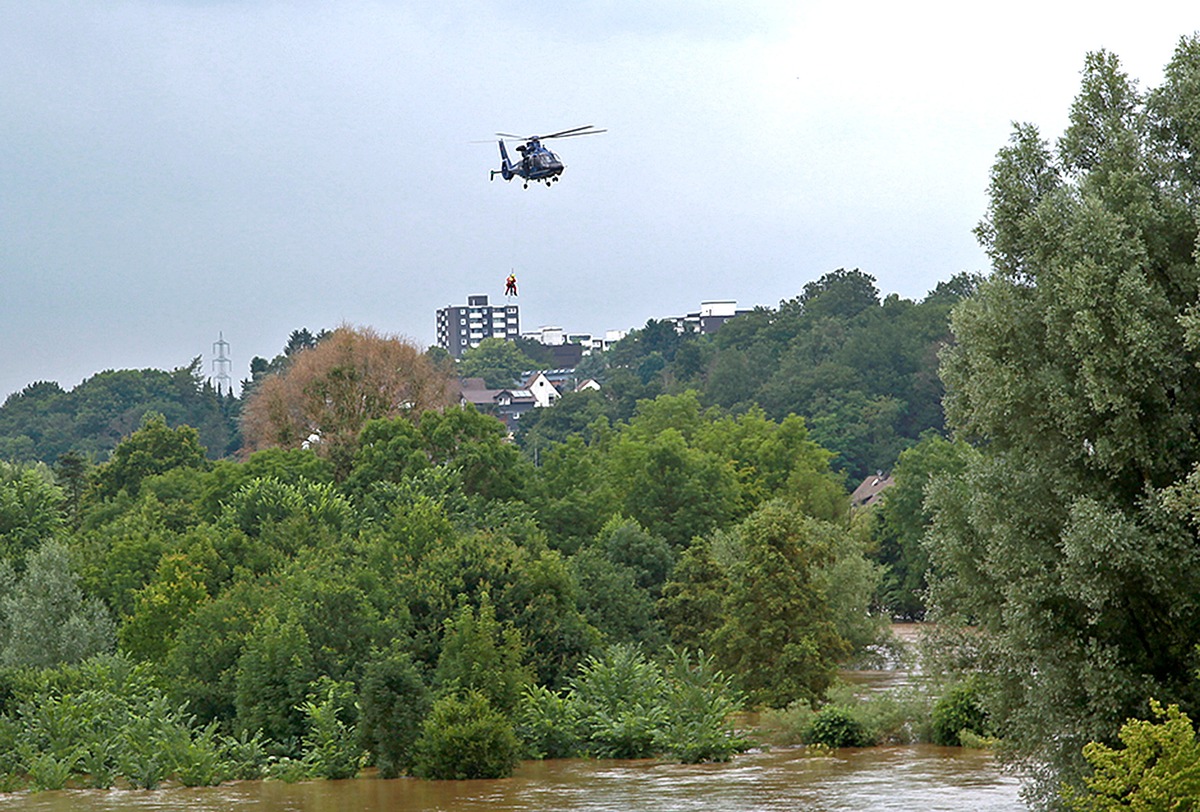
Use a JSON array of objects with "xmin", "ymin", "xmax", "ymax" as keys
[
  {"xmin": 0, "ymin": 624, "xmax": 1026, "ymax": 811},
  {"xmin": 0, "ymin": 747, "xmax": 1022, "ymax": 812}
]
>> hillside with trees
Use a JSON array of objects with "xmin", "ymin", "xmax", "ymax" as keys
[
  {"xmin": 517, "ymin": 268, "xmax": 979, "ymax": 480},
  {"xmin": 0, "ymin": 359, "xmax": 239, "ymax": 464},
  {"xmin": 0, "ymin": 273, "xmax": 968, "ymax": 488}
]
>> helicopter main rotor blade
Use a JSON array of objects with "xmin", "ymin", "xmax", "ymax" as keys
[
  {"xmin": 541, "ymin": 125, "xmax": 604, "ymax": 139},
  {"xmin": 544, "ymin": 128, "xmax": 606, "ymax": 139},
  {"xmin": 494, "ymin": 126, "xmax": 606, "ymax": 141}
]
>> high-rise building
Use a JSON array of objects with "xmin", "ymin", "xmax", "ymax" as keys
[{"xmin": 436, "ymin": 294, "xmax": 520, "ymax": 358}]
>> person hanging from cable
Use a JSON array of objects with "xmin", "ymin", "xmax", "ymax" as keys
[{"xmin": 505, "ymin": 272, "xmax": 518, "ymax": 297}]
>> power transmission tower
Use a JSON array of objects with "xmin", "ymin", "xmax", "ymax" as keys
[{"xmin": 212, "ymin": 332, "xmax": 233, "ymax": 395}]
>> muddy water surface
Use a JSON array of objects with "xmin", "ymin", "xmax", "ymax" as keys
[
  {"xmin": 0, "ymin": 746, "xmax": 1023, "ymax": 812},
  {"xmin": 1, "ymin": 624, "xmax": 1026, "ymax": 811}
]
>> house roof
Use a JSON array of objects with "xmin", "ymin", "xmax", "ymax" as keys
[{"xmin": 850, "ymin": 472, "xmax": 894, "ymax": 509}]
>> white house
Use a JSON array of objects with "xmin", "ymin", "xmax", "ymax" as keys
[{"xmin": 522, "ymin": 371, "xmax": 562, "ymax": 408}]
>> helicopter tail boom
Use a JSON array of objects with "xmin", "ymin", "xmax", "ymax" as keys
[{"xmin": 494, "ymin": 139, "xmax": 515, "ymax": 181}]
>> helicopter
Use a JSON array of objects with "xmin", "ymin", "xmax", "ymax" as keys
[{"xmin": 490, "ymin": 125, "xmax": 605, "ymax": 188}]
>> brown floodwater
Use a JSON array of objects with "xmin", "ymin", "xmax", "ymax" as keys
[
  {"xmin": 0, "ymin": 747, "xmax": 1022, "ymax": 812},
  {"xmin": 1, "ymin": 625, "xmax": 1026, "ymax": 810}
]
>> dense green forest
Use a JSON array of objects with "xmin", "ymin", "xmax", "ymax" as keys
[
  {"xmin": 0, "ymin": 375, "xmax": 882, "ymax": 787},
  {"xmin": 6, "ymin": 34, "xmax": 1200, "ymax": 809},
  {"xmin": 0, "ymin": 276, "xmax": 970, "ymax": 788},
  {"xmin": 0, "ymin": 360, "xmax": 240, "ymax": 463}
]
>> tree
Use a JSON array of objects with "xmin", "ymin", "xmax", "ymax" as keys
[
  {"xmin": 872, "ymin": 434, "xmax": 974, "ymax": 619},
  {"xmin": 53, "ymin": 451, "xmax": 89, "ymax": 527},
  {"xmin": 708, "ymin": 501, "xmax": 852, "ymax": 707},
  {"xmin": 0, "ymin": 538, "xmax": 115, "ymax": 668},
  {"xmin": 926, "ymin": 37, "xmax": 1200, "ymax": 796},
  {"xmin": 164, "ymin": 581, "xmax": 270, "ymax": 726},
  {"xmin": 0, "ymin": 463, "xmax": 64, "ymax": 566},
  {"xmin": 568, "ymin": 644, "xmax": 667, "ymax": 759},
  {"xmin": 298, "ymin": 676, "xmax": 363, "ymax": 779},
  {"xmin": 524, "ymin": 432, "xmax": 617, "ymax": 553},
  {"xmin": 499, "ymin": 549, "xmax": 601, "ymax": 689},
  {"xmin": 89, "ymin": 412, "xmax": 208, "ymax": 501},
  {"xmin": 240, "ymin": 325, "xmax": 455, "ymax": 478},
  {"xmin": 458, "ymin": 337, "xmax": 541, "ymax": 388},
  {"xmin": 658, "ymin": 542, "xmax": 726, "ymax": 653},
  {"xmin": 570, "ymin": 547, "xmax": 663, "ymax": 648},
  {"xmin": 118, "ymin": 551, "xmax": 210, "ymax": 661},
  {"xmin": 514, "ymin": 389, "xmax": 611, "ymax": 449},
  {"xmin": 358, "ymin": 645, "xmax": 431, "ymax": 778},
  {"xmin": 594, "ymin": 515, "xmax": 675, "ymax": 597},
  {"xmin": 434, "ymin": 594, "xmax": 531, "ymax": 716},
  {"xmin": 0, "ymin": 362, "xmax": 239, "ymax": 464},
  {"xmin": 411, "ymin": 690, "xmax": 520, "ymax": 780},
  {"xmin": 242, "ymin": 328, "xmax": 331, "ymax": 398},
  {"xmin": 657, "ymin": 648, "xmax": 746, "ymax": 763},
  {"xmin": 614, "ymin": 429, "xmax": 740, "ymax": 547},
  {"xmin": 233, "ymin": 611, "xmax": 316, "ymax": 747},
  {"xmin": 797, "ymin": 268, "xmax": 880, "ymax": 321},
  {"xmin": 415, "ymin": 407, "xmax": 531, "ymax": 500}
]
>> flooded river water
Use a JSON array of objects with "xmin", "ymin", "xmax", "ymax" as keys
[
  {"xmin": 0, "ymin": 624, "xmax": 1026, "ymax": 811},
  {"xmin": 0, "ymin": 746, "xmax": 1023, "ymax": 812}
]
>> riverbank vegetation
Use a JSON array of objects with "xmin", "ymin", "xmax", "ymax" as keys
[{"xmin": 0, "ymin": 369, "xmax": 878, "ymax": 790}]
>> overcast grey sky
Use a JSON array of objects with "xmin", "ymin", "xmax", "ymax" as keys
[{"xmin": 2, "ymin": 1, "xmax": 1197, "ymax": 401}]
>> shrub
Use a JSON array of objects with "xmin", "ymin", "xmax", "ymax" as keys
[
  {"xmin": 265, "ymin": 755, "xmax": 315, "ymax": 783},
  {"xmin": 658, "ymin": 649, "xmax": 747, "ymax": 763},
  {"xmin": 357, "ymin": 647, "xmax": 430, "ymax": 778},
  {"xmin": 930, "ymin": 677, "xmax": 988, "ymax": 747},
  {"xmin": 412, "ymin": 691, "xmax": 520, "ymax": 780},
  {"xmin": 803, "ymin": 705, "xmax": 874, "ymax": 748},
  {"xmin": 219, "ymin": 729, "xmax": 269, "ymax": 780},
  {"xmin": 824, "ymin": 680, "xmax": 932, "ymax": 745},
  {"xmin": 26, "ymin": 749, "xmax": 77, "ymax": 791},
  {"xmin": 757, "ymin": 700, "xmax": 815, "ymax": 746},
  {"xmin": 517, "ymin": 684, "xmax": 580, "ymax": 759},
  {"xmin": 115, "ymin": 696, "xmax": 179, "ymax": 789},
  {"xmin": 299, "ymin": 677, "xmax": 363, "ymax": 780},
  {"xmin": 0, "ymin": 653, "xmax": 244, "ymax": 790},
  {"xmin": 569, "ymin": 645, "xmax": 666, "ymax": 759},
  {"xmin": 1064, "ymin": 700, "xmax": 1200, "ymax": 811},
  {"xmin": 169, "ymin": 721, "xmax": 226, "ymax": 787}
]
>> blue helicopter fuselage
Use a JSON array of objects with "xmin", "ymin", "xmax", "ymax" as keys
[
  {"xmin": 494, "ymin": 138, "xmax": 563, "ymax": 185},
  {"xmin": 516, "ymin": 139, "xmax": 564, "ymax": 179}
]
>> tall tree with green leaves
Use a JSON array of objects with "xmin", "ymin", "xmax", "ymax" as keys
[
  {"xmin": 872, "ymin": 433, "xmax": 974, "ymax": 619},
  {"xmin": 926, "ymin": 37, "xmax": 1200, "ymax": 798},
  {"xmin": 0, "ymin": 463, "xmax": 64, "ymax": 566},
  {"xmin": 89, "ymin": 412, "xmax": 208, "ymax": 501},
  {"xmin": 458, "ymin": 338, "xmax": 541, "ymax": 388},
  {"xmin": 0, "ymin": 538, "xmax": 115, "ymax": 668},
  {"xmin": 708, "ymin": 501, "xmax": 853, "ymax": 708}
]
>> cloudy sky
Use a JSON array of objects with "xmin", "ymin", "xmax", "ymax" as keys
[{"xmin": 2, "ymin": 2, "xmax": 1197, "ymax": 401}]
